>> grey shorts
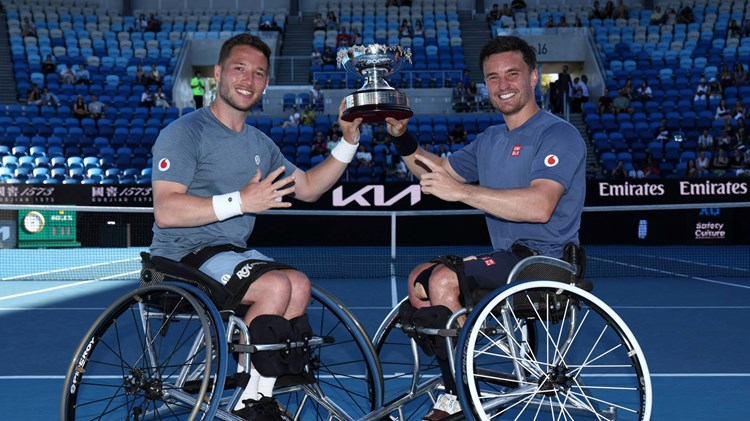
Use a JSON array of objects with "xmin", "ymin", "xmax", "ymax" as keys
[{"xmin": 198, "ymin": 249, "xmax": 273, "ymax": 285}]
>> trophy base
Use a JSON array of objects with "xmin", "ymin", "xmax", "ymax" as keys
[
  {"xmin": 341, "ymin": 104, "xmax": 414, "ymax": 123},
  {"xmin": 342, "ymin": 88, "xmax": 413, "ymax": 123}
]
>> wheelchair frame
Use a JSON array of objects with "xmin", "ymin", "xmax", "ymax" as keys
[{"xmin": 61, "ymin": 254, "xmax": 651, "ymax": 420}]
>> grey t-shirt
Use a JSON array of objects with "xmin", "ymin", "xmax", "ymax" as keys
[{"xmin": 149, "ymin": 107, "xmax": 296, "ymax": 261}]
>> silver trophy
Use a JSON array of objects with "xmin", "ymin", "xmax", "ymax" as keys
[{"xmin": 337, "ymin": 44, "xmax": 413, "ymax": 123}]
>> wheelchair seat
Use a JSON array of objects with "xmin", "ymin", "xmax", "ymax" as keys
[{"xmin": 140, "ymin": 251, "xmax": 249, "ymax": 316}]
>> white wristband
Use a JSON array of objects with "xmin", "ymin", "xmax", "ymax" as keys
[
  {"xmin": 330, "ymin": 138, "xmax": 359, "ymax": 163},
  {"xmin": 212, "ymin": 191, "xmax": 242, "ymax": 221}
]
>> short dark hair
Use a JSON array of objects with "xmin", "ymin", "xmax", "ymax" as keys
[
  {"xmin": 217, "ymin": 33, "xmax": 272, "ymax": 67},
  {"xmin": 479, "ymin": 35, "xmax": 537, "ymax": 71}
]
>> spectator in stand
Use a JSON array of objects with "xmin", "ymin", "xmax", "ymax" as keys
[
  {"xmin": 734, "ymin": 63, "xmax": 748, "ymax": 86},
  {"xmin": 154, "ymin": 86, "xmax": 170, "ymax": 110},
  {"xmin": 696, "ymin": 150, "xmax": 711, "ymax": 175},
  {"xmin": 487, "ymin": 3, "xmax": 501, "ymax": 23},
  {"xmin": 437, "ymin": 144, "xmax": 451, "ymax": 158},
  {"xmin": 413, "ymin": 19, "xmax": 425, "ymax": 37},
  {"xmin": 300, "ymin": 104, "xmax": 316, "ymax": 127},
  {"xmin": 26, "ymin": 84, "xmax": 41, "ymax": 105},
  {"xmin": 643, "ymin": 154, "xmax": 660, "ymax": 177},
  {"xmin": 499, "ymin": 4, "xmax": 514, "ymax": 27},
  {"xmin": 41, "ymin": 55, "xmax": 56, "ymax": 75},
  {"xmin": 74, "ymin": 63, "xmax": 91, "ymax": 85},
  {"xmin": 649, "ymin": 6, "xmax": 665, "ymax": 25},
  {"xmin": 310, "ymin": 83, "xmax": 325, "ymax": 113},
  {"xmin": 556, "ymin": 65, "xmax": 573, "ymax": 113},
  {"xmin": 135, "ymin": 13, "xmax": 148, "ymax": 32},
  {"xmin": 326, "ymin": 11, "xmax": 338, "ymax": 31},
  {"xmin": 712, "ymin": 148, "xmax": 730, "ymax": 175},
  {"xmin": 355, "ymin": 144, "xmax": 373, "ymax": 167},
  {"xmin": 351, "ymin": 28, "xmax": 362, "ymax": 45},
  {"xmin": 282, "ymin": 106, "xmax": 300, "ymax": 128},
  {"xmin": 636, "ymin": 79, "xmax": 653, "ymax": 104},
  {"xmin": 684, "ymin": 159, "xmax": 699, "ymax": 178},
  {"xmin": 603, "ymin": 0, "xmax": 615, "ymax": 18},
  {"xmin": 612, "ymin": 88, "xmax": 632, "ymax": 114},
  {"xmin": 452, "ymin": 81, "xmax": 469, "ymax": 112},
  {"xmin": 72, "ymin": 95, "xmax": 88, "ymax": 120},
  {"xmin": 544, "ymin": 15, "xmax": 556, "ymax": 27},
  {"xmin": 628, "ymin": 161, "xmax": 644, "ymax": 179},
  {"xmin": 598, "ymin": 88, "xmax": 614, "ymax": 114},
  {"xmin": 715, "ymin": 98, "xmax": 732, "ymax": 122},
  {"xmin": 60, "ymin": 65, "xmax": 77, "ymax": 84},
  {"xmin": 146, "ymin": 14, "xmax": 161, "ymax": 32},
  {"xmin": 135, "ymin": 64, "xmax": 147, "ymax": 84},
  {"xmin": 313, "ymin": 12, "xmax": 326, "ymax": 31},
  {"xmin": 21, "ymin": 17, "xmax": 36, "ymax": 37},
  {"xmin": 719, "ymin": 64, "xmax": 735, "ymax": 89},
  {"xmin": 654, "ymin": 118, "xmax": 670, "ymax": 142},
  {"xmin": 613, "ymin": 0, "xmax": 628, "ymax": 19},
  {"xmin": 311, "ymin": 131, "xmax": 328, "ymax": 156},
  {"xmin": 694, "ymin": 77, "xmax": 709, "ymax": 102},
  {"xmin": 322, "ymin": 47, "xmax": 336, "ymax": 65},
  {"xmin": 611, "ymin": 159, "xmax": 627, "ymax": 178},
  {"xmin": 510, "ymin": 0, "xmax": 526, "ymax": 10},
  {"xmin": 191, "ymin": 70, "xmax": 205, "ymax": 108},
  {"xmin": 573, "ymin": 16, "xmax": 583, "ymax": 27},
  {"xmin": 729, "ymin": 147, "xmax": 746, "ymax": 171},
  {"xmin": 88, "ymin": 94, "xmax": 107, "ymax": 120},
  {"xmin": 744, "ymin": 18, "xmax": 750, "ymax": 38},
  {"xmin": 139, "ymin": 87, "xmax": 155, "ymax": 109},
  {"xmin": 336, "ymin": 26, "xmax": 351, "ymax": 47},
  {"xmin": 38, "ymin": 85, "xmax": 59, "ymax": 108},
  {"xmin": 708, "ymin": 77, "xmax": 723, "ymax": 100},
  {"xmin": 557, "ymin": 16, "xmax": 570, "ymax": 27},
  {"xmin": 664, "ymin": 7, "xmax": 678, "ymax": 25},
  {"xmin": 676, "ymin": 6, "xmax": 695, "ymax": 24},
  {"xmin": 449, "ymin": 123, "xmax": 468, "ymax": 145},
  {"xmin": 729, "ymin": 19, "xmax": 742, "ymax": 38},
  {"xmin": 698, "ymin": 129, "xmax": 715, "ymax": 151},
  {"xmin": 399, "ymin": 19, "xmax": 413, "ymax": 37},
  {"xmin": 589, "ymin": 0, "xmax": 606, "ymax": 19},
  {"xmin": 465, "ymin": 80, "xmax": 479, "ymax": 111},
  {"xmin": 147, "ymin": 64, "xmax": 162, "ymax": 86},
  {"xmin": 586, "ymin": 163, "xmax": 599, "ymax": 179},
  {"xmin": 733, "ymin": 99, "xmax": 746, "ymax": 120},
  {"xmin": 310, "ymin": 48, "xmax": 322, "ymax": 67}
]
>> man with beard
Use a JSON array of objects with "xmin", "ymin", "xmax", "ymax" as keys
[
  {"xmin": 149, "ymin": 33, "xmax": 363, "ymax": 420},
  {"xmin": 383, "ymin": 35, "xmax": 586, "ymax": 420}
]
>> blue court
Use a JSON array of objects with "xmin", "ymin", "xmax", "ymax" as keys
[{"xmin": 1, "ymin": 245, "xmax": 749, "ymax": 420}]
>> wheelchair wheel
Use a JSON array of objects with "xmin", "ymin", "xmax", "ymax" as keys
[
  {"xmin": 456, "ymin": 280, "xmax": 651, "ymax": 421},
  {"xmin": 61, "ymin": 283, "xmax": 228, "ymax": 421},
  {"xmin": 370, "ymin": 298, "xmax": 445, "ymax": 420},
  {"xmin": 274, "ymin": 284, "xmax": 384, "ymax": 420}
]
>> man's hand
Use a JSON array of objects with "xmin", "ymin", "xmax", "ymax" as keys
[
  {"xmin": 337, "ymin": 99, "xmax": 362, "ymax": 144},
  {"xmin": 415, "ymin": 154, "xmax": 465, "ymax": 202},
  {"xmin": 239, "ymin": 166, "xmax": 296, "ymax": 213},
  {"xmin": 384, "ymin": 114, "xmax": 409, "ymax": 137}
]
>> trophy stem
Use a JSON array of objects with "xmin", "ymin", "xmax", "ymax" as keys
[{"xmin": 361, "ymin": 68, "xmax": 394, "ymax": 91}]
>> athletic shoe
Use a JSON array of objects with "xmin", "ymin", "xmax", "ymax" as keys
[
  {"xmin": 232, "ymin": 395, "xmax": 284, "ymax": 421},
  {"xmin": 423, "ymin": 393, "xmax": 462, "ymax": 420}
]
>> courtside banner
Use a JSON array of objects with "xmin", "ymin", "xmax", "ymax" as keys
[{"xmin": 0, "ymin": 179, "xmax": 748, "ymax": 208}]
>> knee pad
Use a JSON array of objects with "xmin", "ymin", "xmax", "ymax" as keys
[
  {"xmin": 248, "ymin": 315, "xmax": 293, "ymax": 377},
  {"xmin": 399, "ymin": 302, "xmax": 453, "ymax": 359},
  {"xmin": 288, "ymin": 314, "xmax": 313, "ymax": 375},
  {"xmin": 412, "ymin": 264, "xmax": 437, "ymax": 302}
]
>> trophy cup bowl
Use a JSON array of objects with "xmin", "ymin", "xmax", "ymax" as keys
[{"xmin": 337, "ymin": 44, "xmax": 413, "ymax": 123}]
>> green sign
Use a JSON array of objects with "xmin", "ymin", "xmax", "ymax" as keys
[{"xmin": 17, "ymin": 209, "xmax": 80, "ymax": 248}]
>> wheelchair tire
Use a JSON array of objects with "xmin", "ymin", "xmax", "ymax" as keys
[
  {"xmin": 60, "ymin": 283, "xmax": 228, "ymax": 421},
  {"xmin": 455, "ymin": 280, "xmax": 652, "ymax": 421},
  {"xmin": 274, "ymin": 284, "xmax": 384, "ymax": 420}
]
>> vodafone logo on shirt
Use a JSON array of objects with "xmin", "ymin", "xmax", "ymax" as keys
[
  {"xmin": 544, "ymin": 154, "xmax": 559, "ymax": 167},
  {"xmin": 158, "ymin": 158, "xmax": 171, "ymax": 171}
]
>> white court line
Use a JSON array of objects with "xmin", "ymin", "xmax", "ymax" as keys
[
  {"xmin": 0, "ymin": 271, "xmax": 140, "ymax": 302},
  {"xmin": 588, "ymin": 256, "xmax": 750, "ymax": 289},
  {"xmin": 1, "ymin": 258, "xmax": 141, "ymax": 281}
]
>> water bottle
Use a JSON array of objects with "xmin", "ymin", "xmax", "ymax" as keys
[{"xmin": 637, "ymin": 219, "xmax": 648, "ymax": 239}]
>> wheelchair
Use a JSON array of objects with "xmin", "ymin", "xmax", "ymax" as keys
[
  {"xmin": 60, "ymin": 252, "xmax": 384, "ymax": 420},
  {"xmin": 372, "ymin": 251, "xmax": 652, "ymax": 420},
  {"xmin": 61, "ymin": 248, "xmax": 651, "ymax": 420}
]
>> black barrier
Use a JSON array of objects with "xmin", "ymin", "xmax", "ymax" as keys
[{"xmin": 1, "ymin": 179, "xmax": 749, "ymax": 208}]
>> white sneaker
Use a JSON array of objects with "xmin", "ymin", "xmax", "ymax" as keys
[{"xmin": 423, "ymin": 393, "xmax": 461, "ymax": 420}]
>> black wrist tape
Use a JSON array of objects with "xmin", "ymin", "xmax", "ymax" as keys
[{"xmin": 389, "ymin": 130, "xmax": 419, "ymax": 156}]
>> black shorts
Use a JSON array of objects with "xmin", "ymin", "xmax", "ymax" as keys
[{"xmin": 463, "ymin": 250, "xmax": 524, "ymax": 290}]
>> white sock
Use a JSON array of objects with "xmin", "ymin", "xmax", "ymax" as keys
[
  {"xmin": 258, "ymin": 373, "xmax": 277, "ymax": 398},
  {"xmin": 233, "ymin": 367, "xmax": 261, "ymax": 410}
]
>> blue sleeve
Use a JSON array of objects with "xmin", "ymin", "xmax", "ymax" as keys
[{"xmin": 530, "ymin": 122, "xmax": 586, "ymax": 190}]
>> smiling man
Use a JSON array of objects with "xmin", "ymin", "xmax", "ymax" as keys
[
  {"xmin": 149, "ymin": 33, "xmax": 363, "ymax": 420},
  {"xmin": 383, "ymin": 35, "xmax": 587, "ymax": 420}
]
